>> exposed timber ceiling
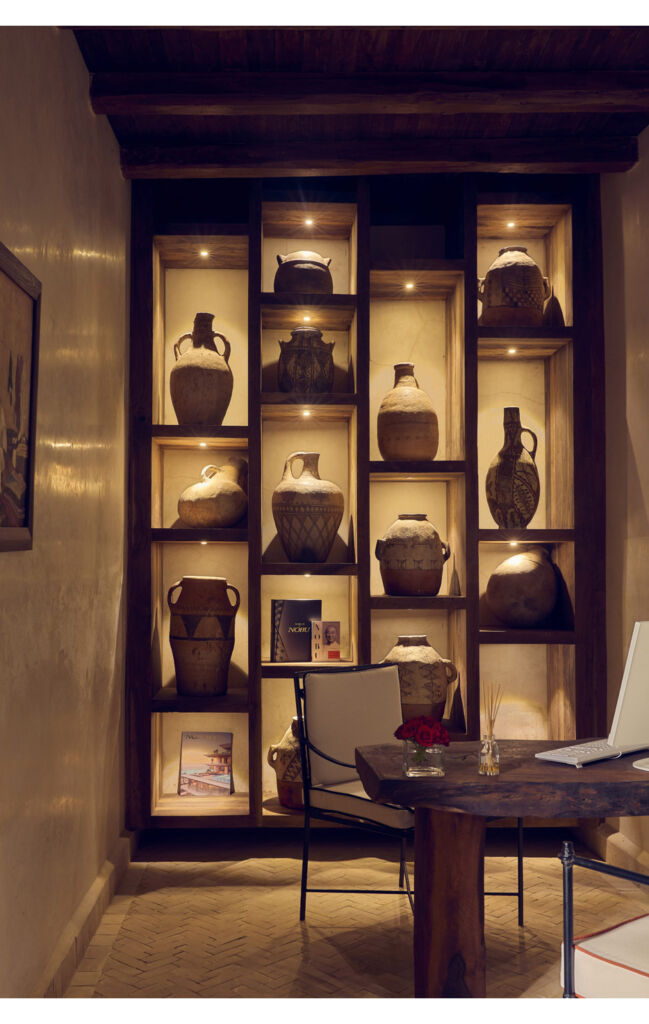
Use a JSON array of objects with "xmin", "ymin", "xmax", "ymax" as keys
[{"xmin": 71, "ymin": 26, "xmax": 649, "ymax": 177}]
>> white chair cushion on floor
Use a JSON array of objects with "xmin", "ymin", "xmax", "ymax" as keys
[
  {"xmin": 561, "ymin": 913, "xmax": 649, "ymax": 997},
  {"xmin": 310, "ymin": 779, "xmax": 414, "ymax": 830}
]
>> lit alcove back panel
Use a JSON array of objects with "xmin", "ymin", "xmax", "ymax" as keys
[
  {"xmin": 152, "ymin": 711, "xmax": 249, "ymax": 803},
  {"xmin": 480, "ymin": 644, "xmax": 549, "ymax": 740},
  {"xmin": 371, "ymin": 608, "xmax": 450, "ymax": 664}
]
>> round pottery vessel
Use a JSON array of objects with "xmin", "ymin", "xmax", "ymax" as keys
[
  {"xmin": 486, "ymin": 407, "xmax": 540, "ymax": 529},
  {"xmin": 277, "ymin": 325, "xmax": 334, "ymax": 394},
  {"xmin": 377, "ymin": 362, "xmax": 439, "ymax": 461},
  {"xmin": 274, "ymin": 250, "xmax": 333, "ymax": 294},
  {"xmin": 177, "ymin": 457, "xmax": 248, "ymax": 528},
  {"xmin": 382, "ymin": 635, "xmax": 458, "ymax": 723},
  {"xmin": 167, "ymin": 576, "xmax": 240, "ymax": 696},
  {"xmin": 478, "ymin": 246, "xmax": 551, "ymax": 327},
  {"xmin": 486, "ymin": 547, "xmax": 558, "ymax": 627},
  {"xmin": 170, "ymin": 312, "xmax": 233, "ymax": 426},
  {"xmin": 267, "ymin": 717, "xmax": 304, "ymax": 810},
  {"xmin": 272, "ymin": 451, "xmax": 344, "ymax": 563},
  {"xmin": 375, "ymin": 513, "xmax": 450, "ymax": 596}
]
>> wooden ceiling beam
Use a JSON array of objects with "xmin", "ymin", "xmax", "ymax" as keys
[
  {"xmin": 91, "ymin": 71, "xmax": 649, "ymax": 116},
  {"xmin": 120, "ymin": 136, "xmax": 638, "ymax": 178}
]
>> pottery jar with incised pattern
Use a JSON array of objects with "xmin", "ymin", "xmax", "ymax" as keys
[
  {"xmin": 382, "ymin": 635, "xmax": 458, "ymax": 723},
  {"xmin": 375, "ymin": 513, "xmax": 450, "ymax": 596},
  {"xmin": 272, "ymin": 451, "xmax": 344, "ymax": 563},
  {"xmin": 167, "ymin": 576, "xmax": 240, "ymax": 696}
]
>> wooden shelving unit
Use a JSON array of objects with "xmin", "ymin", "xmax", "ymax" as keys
[{"xmin": 126, "ymin": 173, "xmax": 606, "ymax": 829}]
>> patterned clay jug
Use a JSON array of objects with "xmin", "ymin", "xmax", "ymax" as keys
[
  {"xmin": 277, "ymin": 325, "xmax": 335, "ymax": 394},
  {"xmin": 170, "ymin": 312, "xmax": 233, "ymax": 426},
  {"xmin": 267, "ymin": 717, "xmax": 304, "ymax": 810},
  {"xmin": 167, "ymin": 576, "xmax": 240, "ymax": 696},
  {"xmin": 486, "ymin": 407, "xmax": 540, "ymax": 529},
  {"xmin": 478, "ymin": 246, "xmax": 551, "ymax": 327},
  {"xmin": 272, "ymin": 451, "xmax": 344, "ymax": 562},
  {"xmin": 382, "ymin": 635, "xmax": 458, "ymax": 723},
  {"xmin": 375, "ymin": 513, "xmax": 450, "ymax": 596},
  {"xmin": 177, "ymin": 457, "xmax": 248, "ymax": 528},
  {"xmin": 377, "ymin": 362, "xmax": 439, "ymax": 461}
]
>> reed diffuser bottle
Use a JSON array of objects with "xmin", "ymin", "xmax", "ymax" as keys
[{"xmin": 479, "ymin": 683, "xmax": 502, "ymax": 776}]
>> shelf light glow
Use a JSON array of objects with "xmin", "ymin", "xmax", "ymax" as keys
[
  {"xmin": 303, "ymin": 315, "xmax": 311, "ymax": 322},
  {"xmin": 509, "ymin": 541, "xmax": 519, "ymax": 547},
  {"xmin": 200, "ymin": 250, "xmax": 209, "ymax": 257},
  {"xmin": 507, "ymin": 348, "xmax": 517, "ymax": 355},
  {"xmin": 405, "ymin": 282, "xmax": 415, "ymax": 290},
  {"xmin": 304, "ymin": 573, "xmax": 311, "ymax": 578},
  {"xmin": 507, "ymin": 222, "xmax": 516, "ymax": 228},
  {"xmin": 201, "ymin": 541, "xmax": 208, "ymax": 546},
  {"xmin": 302, "ymin": 410, "xmax": 311, "ymax": 417},
  {"xmin": 305, "ymin": 218, "xmax": 314, "ymax": 226},
  {"xmin": 199, "ymin": 442, "xmax": 207, "ymax": 447}
]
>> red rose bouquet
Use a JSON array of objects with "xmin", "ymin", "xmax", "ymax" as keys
[{"xmin": 395, "ymin": 716, "xmax": 450, "ymax": 749}]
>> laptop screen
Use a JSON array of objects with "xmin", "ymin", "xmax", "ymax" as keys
[{"xmin": 609, "ymin": 621, "xmax": 649, "ymax": 747}]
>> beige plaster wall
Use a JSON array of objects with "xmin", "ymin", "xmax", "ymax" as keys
[
  {"xmin": 601, "ymin": 125, "xmax": 649, "ymax": 860},
  {"xmin": 0, "ymin": 28, "xmax": 129, "ymax": 994}
]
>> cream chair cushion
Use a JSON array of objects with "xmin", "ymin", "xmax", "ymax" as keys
[
  {"xmin": 310, "ymin": 779, "xmax": 414, "ymax": 830},
  {"xmin": 561, "ymin": 913, "xmax": 649, "ymax": 997}
]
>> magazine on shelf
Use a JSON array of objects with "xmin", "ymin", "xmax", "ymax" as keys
[
  {"xmin": 177, "ymin": 731, "xmax": 234, "ymax": 796},
  {"xmin": 270, "ymin": 599, "xmax": 322, "ymax": 662}
]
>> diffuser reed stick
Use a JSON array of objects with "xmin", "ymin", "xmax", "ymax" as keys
[{"xmin": 479, "ymin": 682, "xmax": 503, "ymax": 776}]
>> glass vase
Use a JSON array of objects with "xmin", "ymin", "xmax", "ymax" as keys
[
  {"xmin": 403, "ymin": 740, "xmax": 445, "ymax": 777},
  {"xmin": 478, "ymin": 735, "xmax": 500, "ymax": 776}
]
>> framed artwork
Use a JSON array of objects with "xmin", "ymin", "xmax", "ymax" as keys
[
  {"xmin": 0, "ymin": 240, "xmax": 41, "ymax": 551},
  {"xmin": 177, "ymin": 731, "xmax": 234, "ymax": 797}
]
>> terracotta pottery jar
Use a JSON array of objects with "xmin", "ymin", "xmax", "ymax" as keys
[
  {"xmin": 177, "ymin": 457, "xmax": 248, "ymax": 528},
  {"xmin": 382, "ymin": 635, "xmax": 458, "ymax": 723},
  {"xmin": 272, "ymin": 451, "xmax": 344, "ymax": 562},
  {"xmin": 375, "ymin": 513, "xmax": 450, "ymax": 596},
  {"xmin": 169, "ymin": 313, "xmax": 233, "ymax": 426},
  {"xmin": 377, "ymin": 362, "xmax": 439, "ymax": 461},
  {"xmin": 478, "ymin": 246, "xmax": 551, "ymax": 326},
  {"xmin": 167, "ymin": 576, "xmax": 240, "ymax": 696},
  {"xmin": 277, "ymin": 325, "xmax": 335, "ymax": 394},
  {"xmin": 274, "ymin": 250, "xmax": 333, "ymax": 294},
  {"xmin": 486, "ymin": 547, "xmax": 558, "ymax": 627},
  {"xmin": 486, "ymin": 407, "xmax": 540, "ymax": 529},
  {"xmin": 267, "ymin": 717, "xmax": 304, "ymax": 810}
]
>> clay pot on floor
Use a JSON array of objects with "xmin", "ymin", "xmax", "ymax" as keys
[
  {"xmin": 486, "ymin": 547, "xmax": 558, "ymax": 628},
  {"xmin": 377, "ymin": 362, "xmax": 439, "ymax": 461},
  {"xmin": 170, "ymin": 312, "xmax": 233, "ymax": 426},
  {"xmin": 277, "ymin": 326, "xmax": 334, "ymax": 394},
  {"xmin": 375, "ymin": 513, "xmax": 450, "ymax": 596},
  {"xmin": 274, "ymin": 251, "xmax": 333, "ymax": 294},
  {"xmin": 168, "ymin": 576, "xmax": 240, "ymax": 696},
  {"xmin": 177, "ymin": 457, "xmax": 248, "ymax": 528},
  {"xmin": 478, "ymin": 246, "xmax": 551, "ymax": 327},
  {"xmin": 486, "ymin": 407, "xmax": 540, "ymax": 529},
  {"xmin": 382, "ymin": 635, "xmax": 458, "ymax": 723},
  {"xmin": 267, "ymin": 718, "xmax": 304, "ymax": 810},
  {"xmin": 272, "ymin": 451, "xmax": 344, "ymax": 562}
]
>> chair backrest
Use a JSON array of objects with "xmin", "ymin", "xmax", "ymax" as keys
[{"xmin": 300, "ymin": 664, "xmax": 402, "ymax": 787}]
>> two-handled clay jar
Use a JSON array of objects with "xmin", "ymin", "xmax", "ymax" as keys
[
  {"xmin": 375, "ymin": 513, "xmax": 450, "ymax": 596},
  {"xmin": 167, "ymin": 576, "xmax": 240, "ymax": 696},
  {"xmin": 170, "ymin": 312, "xmax": 233, "ymax": 426},
  {"xmin": 382, "ymin": 635, "xmax": 458, "ymax": 723},
  {"xmin": 274, "ymin": 251, "xmax": 333, "ymax": 294}
]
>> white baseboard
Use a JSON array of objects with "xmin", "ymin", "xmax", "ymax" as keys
[{"xmin": 36, "ymin": 831, "xmax": 136, "ymax": 997}]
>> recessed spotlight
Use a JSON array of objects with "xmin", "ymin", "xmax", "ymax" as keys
[
  {"xmin": 405, "ymin": 282, "xmax": 415, "ymax": 290},
  {"xmin": 305, "ymin": 218, "xmax": 314, "ymax": 226},
  {"xmin": 304, "ymin": 573, "xmax": 311, "ymax": 578},
  {"xmin": 303, "ymin": 315, "xmax": 311, "ymax": 322},
  {"xmin": 507, "ymin": 222, "xmax": 516, "ymax": 228},
  {"xmin": 200, "ymin": 249, "xmax": 209, "ymax": 257},
  {"xmin": 303, "ymin": 410, "xmax": 311, "ymax": 417},
  {"xmin": 199, "ymin": 442, "xmax": 207, "ymax": 448},
  {"xmin": 507, "ymin": 347, "xmax": 517, "ymax": 355},
  {"xmin": 509, "ymin": 541, "xmax": 519, "ymax": 548},
  {"xmin": 201, "ymin": 540, "xmax": 208, "ymax": 546}
]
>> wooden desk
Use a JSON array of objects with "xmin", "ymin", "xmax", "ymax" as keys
[{"xmin": 355, "ymin": 739, "xmax": 649, "ymax": 998}]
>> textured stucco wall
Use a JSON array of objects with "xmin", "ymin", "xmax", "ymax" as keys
[
  {"xmin": 602, "ymin": 124, "xmax": 649, "ymax": 859},
  {"xmin": 0, "ymin": 28, "xmax": 129, "ymax": 994}
]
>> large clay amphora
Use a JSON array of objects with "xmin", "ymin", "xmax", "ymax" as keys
[
  {"xmin": 267, "ymin": 717, "xmax": 304, "ymax": 810},
  {"xmin": 486, "ymin": 547, "xmax": 558, "ymax": 627},
  {"xmin": 274, "ymin": 250, "xmax": 333, "ymax": 294},
  {"xmin": 272, "ymin": 451, "xmax": 344, "ymax": 563},
  {"xmin": 382, "ymin": 635, "xmax": 458, "ymax": 723},
  {"xmin": 375, "ymin": 513, "xmax": 450, "ymax": 596},
  {"xmin": 486, "ymin": 407, "xmax": 540, "ymax": 528},
  {"xmin": 478, "ymin": 246, "xmax": 551, "ymax": 326},
  {"xmin": 170, "ymin": 312, "xmax": 233, "ymax": 426},
  {"xmin": 177, "ymin": 457, "xmax": 248, "ymax": 528},
  {"xmin": 277, "ymin": 325, "xmax": 335, "ymax": 394},
  {"xmin": 377, "ymin": 362, "xmax": 439, "ymax": 461},
  {"xmin": 167, "ymin": 576, "xmax": 240, "ymax": 696}
]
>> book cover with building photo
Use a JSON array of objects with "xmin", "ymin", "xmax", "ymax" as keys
[
  {"xmin": 177, "ymin": 731, "xmax": 234, "ymax": 796},
  {"xmin": 271, "ymin": 599, "xmax": 321, "ymax": 662}
]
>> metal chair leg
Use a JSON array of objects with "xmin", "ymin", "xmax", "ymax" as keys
[
  {"xmin": 399, "ymin": 836, "xmax": 406, "ymax": 889},
  {"xmin": 517, "ymin": 817, "xmax": 524, "ymax": 927},
  {"xmin": 300, "ymin": 811, "xmax": 311, "ymax": 921},
  {"xmin": 560, "ymin": 840, "xmax": 576, "ymax": 997}
]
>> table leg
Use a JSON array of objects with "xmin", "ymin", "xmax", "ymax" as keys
[{"xmin": 414, "ymin": 807, "xmax": 486, "ymax": 998}]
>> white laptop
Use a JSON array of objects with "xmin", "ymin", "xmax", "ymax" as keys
[{"xmin": 536, "ymin": 621, "xmax": 649, "ymax": 767}]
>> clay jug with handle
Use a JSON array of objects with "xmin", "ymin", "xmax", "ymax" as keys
[
  {"xmin": 382, "ymin": 635, "xmax": 458, "ymax": 723},
  {"xmin": 267, "ymin": 717, "xmax": 304, "ymax": 810},
  {"xmin": 485, "ymin": 407, "xmax": 540, "ymax": 528},
  {"xmin": 170, "ymin": 312, "xmax": 233, "ymax": 426},
  {"xmin": 177, "ymin": 457, "xmax": 248, "ymax": 528},
  {"xmin": 272, "ymin": 451, "xmax": 344, "ymax": 563},
  {"xmin": 167, "ymin": 576, "xmax": 240, "ymax": 696}
]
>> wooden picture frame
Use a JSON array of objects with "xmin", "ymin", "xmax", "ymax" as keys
[{"xmin": 0, "ymin": 240, "xmax": 41, "ymax": 551}]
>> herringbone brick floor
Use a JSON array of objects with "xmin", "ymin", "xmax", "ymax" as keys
[{"xmin": 65, "ymin": 830, "xmax": 649, "ymax": 998}]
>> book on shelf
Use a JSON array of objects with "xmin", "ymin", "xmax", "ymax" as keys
[
  {"xmin": 311, "ymin": 620, "xmax": 341, "ymax": 661},
  {"xmin": 270, "ymin": 599, "xmax": 322, "ymax": 662},
  {"xmin": 177, "ymin": 731, "xmax": 234, "ymax": 797}
]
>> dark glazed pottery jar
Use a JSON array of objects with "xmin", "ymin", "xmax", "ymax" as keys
[
  {"xmin": 274, "ymin": 250, "xmax": 333, "ymax": 294},
  {"xmin": 277, "ymin": 326, "xmax": 335, "ymax": 393}
]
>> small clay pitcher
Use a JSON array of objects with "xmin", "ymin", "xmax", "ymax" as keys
[
  {"xmin": 170, "ymin": 312, "xmax": 233, "ymax": 426},
  {"xmin": 277, "ymin": 325, "xmax": 335, "ymax": 394},
  {"xmin": 167, "ymin": 576, "xmax": 240, "ymax": 696},
  {"xmin": 478, "ymin": 246, "xmax": 551, "ymax": 326},
  {"xmin": 274, "ymin": 250, "xmax": 333, "ymax": 294},
  {"xmin": 267, "ymin": 718, "xmax": 304, "ymax": 810},
  {"xmin": 377, "ymin": 362, "xmax": 439, "ymax": 461},
  {"xmin": 272, "ymin": 451, "xmax": 344, "ymax": 563},
  {"xmin": 177, "ymin": 457, "xmax": 248, "ymax": 528},
  {"xmin": 486, "ymin": 407, "xmax": 540, "ymax": 529},
  {"xmin": 375, "ymin": 513, "xmax": 450, "ymax": 596},
  {"xmin": 382, "ymin": 635, "xmax": 458, "ymax": 723}
]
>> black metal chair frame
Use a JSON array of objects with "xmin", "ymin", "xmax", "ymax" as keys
[
  {"xmin": 294, "ymin": 663, "xmax": 525, "ymax": 926},
  {"xmin": 559, "ymin": 839, "xmax": 649, "ymax": 997}
]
